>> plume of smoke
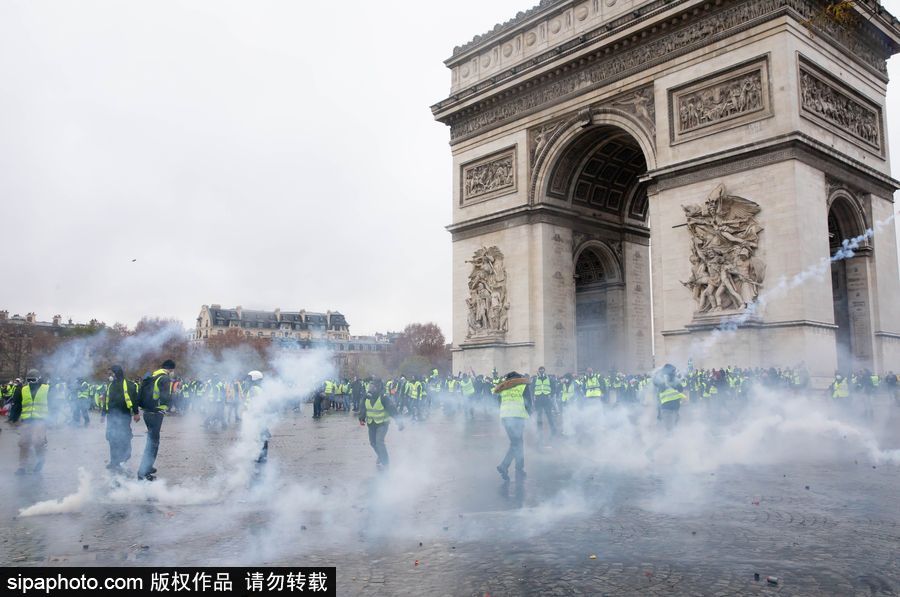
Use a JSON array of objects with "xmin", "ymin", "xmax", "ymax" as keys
[
  {"xmin": 19, "ymin": 468, "xmax": 93, "ymax": 517},
  {"xmin": 37, "ymin": 321, "xmax": 186, "ymax": 381},
  {"xmin": 19, "ymin": 349, "xmax": 336, "ymax": 520}
]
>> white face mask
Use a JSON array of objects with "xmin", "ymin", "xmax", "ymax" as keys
[{"xmin": 108, "ymin": 375, "xmax": 115, "ymax": 382}]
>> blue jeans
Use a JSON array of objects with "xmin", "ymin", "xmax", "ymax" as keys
[
  {"xmin": 138, "ymin": 412, "xmax": 164, "ymax": 477},
  {"xmin": 367, "ymin": 422, "xmax": 389, "ymax": 466},
  {"xmin": 499, "ymin": 417, "xmax": 525, "ymax": 473}
]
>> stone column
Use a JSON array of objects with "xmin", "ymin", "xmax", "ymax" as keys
[{"xmin": 623, "ymin": 237, "xmax": 653, "ymax": 371}]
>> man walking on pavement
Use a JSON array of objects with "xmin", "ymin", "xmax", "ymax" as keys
[
  {"xmin": 495, "ymin": 371, "xmax": 532, "ymax": 483},
  {"xmin": 137, "ymin": 359, "xmax": 175, "ymax": 481},
  {"xmin": 105, "ymin": 365, "xmax": 140, "ymax": 474},
  {"xmin": 9, "ymin": 369, "xmax": 52, "ymax": 475}
]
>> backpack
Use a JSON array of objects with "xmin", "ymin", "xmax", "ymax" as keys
[{"xmin": 137, "ymin": 372, "xmax": 157, "ymax": 410}]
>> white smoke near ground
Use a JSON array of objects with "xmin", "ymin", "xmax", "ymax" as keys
[
  {"xmin": 689, "ymin": 211, "xmax": 898, "ymax": 360},
  {"xmin": 18, "ymin": 468, "xmax": 93, "ymax": 517},
  {"xmin": 19, "ymin": 349, "xmax": 336, "ymax": 519}
]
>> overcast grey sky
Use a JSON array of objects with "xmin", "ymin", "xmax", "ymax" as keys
[{"xmin": 1, "ymin": 0, "xmax": 898, "ymax": 341}]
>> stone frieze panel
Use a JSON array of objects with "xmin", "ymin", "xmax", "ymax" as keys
[
  {"xmin": 461, "ymin": 146, "xmax": 517, "ymax": 205},
  {"xmin": 798, "ymin": 56, "xmax": 883, "ymax": 155},
  {"xmin": 669, "ymin": 57, "xmax": 771, "ymax": 144}
]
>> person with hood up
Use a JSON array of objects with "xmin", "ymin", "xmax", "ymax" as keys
[
  {"xmin": 494, "ymin": 371, "xmax": 533, "ymax": 482},
  {"xmin": 9, "ymin": 369, "xmax": 52, "ymax": 475},
  {"xmin": 105, "ymin": 365, "xmax": 140, "ymax": 473}
]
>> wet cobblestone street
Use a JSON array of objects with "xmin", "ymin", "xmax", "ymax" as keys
[{"xmin": 2, "ymin": 402, "xmax": 899, "ymax": 596}]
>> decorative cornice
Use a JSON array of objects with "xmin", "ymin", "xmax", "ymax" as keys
[
  {"xmin": 648, "ymin": 133, "xmax": 899, "ymax": 195},
  {"xmin": 434, "ymin": 0, "xmax": 894, "ymax": 144},
  {"xmin": 448, "ymin": 0, "xmax": 899, "ymax": 62},
  {"xmin": 661, "ymin": 318, "xmax": 839, "ymax": 335},
  {"xmin": 448, "ymin": 203, "xmax": 650, "ymax": 242}
]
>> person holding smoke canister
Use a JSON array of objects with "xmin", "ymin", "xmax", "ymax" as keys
[
  {"xmin": 9, "ymin": 369, "xmax": 52, "ymax": 475},
  {"xmin": 358, "ymin": 379, "xmax": 402, "ymax": 470},
  {"xmin": 136, "ymin": 359, "xmax": 175, "ymax": 481},
  {"xmin": 495, "ymin": 371, "xmax": 533, "ymax": 482},
  {"xmin": 104, "ymin": 365, "xmax": 140, "ymax": 474}
]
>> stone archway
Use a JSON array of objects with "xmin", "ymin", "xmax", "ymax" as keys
[
  {"xmin": 827, "ymin": 191, "xmax": 873, "ymax": 372},
  {"xmin": 437, "ymin": 0, "xmax": 900, "ymax": 379},
  {"xmin": 542, "ymin": 122, "xmax": 653, "ymax": 374}
]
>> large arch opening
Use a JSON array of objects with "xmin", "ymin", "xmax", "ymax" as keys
[
  {"xmin": 546, "ymin": 123, "xmax": 652, "ymax": 374},
  {"xmin": 828, "ymin": 194, "xmax": 870, "ymax": 372}
]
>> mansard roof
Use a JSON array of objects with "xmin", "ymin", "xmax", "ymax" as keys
[{"xmin": 205, "ymin": 305, "xmax": 349, "ymax": 328}]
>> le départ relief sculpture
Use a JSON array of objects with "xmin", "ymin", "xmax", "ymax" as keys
[{"xmin": 682, "ymin": 184, "xmax": 766, "ymax": 315}]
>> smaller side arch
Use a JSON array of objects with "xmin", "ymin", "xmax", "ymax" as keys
[
  {"xmin": 826, "ymin": 186, "xmax": 869, "ymax": 249},
  {"xmin": 573, "ymin": 240, "xmax": 623, "ymax": 286}
]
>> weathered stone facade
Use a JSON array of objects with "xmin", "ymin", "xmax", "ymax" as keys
[{"xmin": 433, "ymin": 0, "xmax": 900, "ymax": 380}]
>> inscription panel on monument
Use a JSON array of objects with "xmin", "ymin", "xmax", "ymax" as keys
[
  {"xmin": 669, "ymin": 57, "xmax": 771, "ymax": 145},
  {"xmin": 461, "ymin": 146, "xmax": 517, "ymax": 205},
  {"xmin": 798, "ymin": 56, "xmax": 883, "ymax": 155}
]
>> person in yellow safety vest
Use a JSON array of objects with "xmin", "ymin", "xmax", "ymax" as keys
[
  {"xmin": 204, "ymin": 374, "xmax": 227, "ymax": 430},
  {"xmin": 333, "ymin": 379, "xmax": 345, "ymax": 411},
  {"xmin": 460, "ymin": 373, "xmax": 477, "ymax": 419},
  {"xmin": 73, "ymin": 379, "xmax": 91, "ymax": 427},
  {"xmin": 245, "ymin": 371, "xmax": 270, "ymax": 465},
  {"xmin": 344, "ymin": 380, "xmax": 353, "ymax": 412},
  {"xmin": 531, "ymin": 366, "xmax": 558, "ymax": 442},
  {"xmin": 494, "ymin": 371, "xmax": 533, "ymax": 482},
  {"xmin": 137, "ymin": 359, "xmax": 175, "ymax": 482},
  {"xmin": 226, "ymin": 378, "xmax": 243, "ymax": 424},
  {"xmin": 654, "ymin": 363, "xmax": 685, "ymax": 431},
  {"xmin": 830, "ymin": 374, "xmax": 849, "ymax": 400},
  {"xmin": 582, "ymin": 368, "xmax": 604, "ymax": 401},
  {"xmin": 404, "ymin": 377, "xmax": 423, "ymax": 420},
  {"xmin": 559, "ymin": 374, "xmax": 577, "ymax": 407},
  {"xmin": 358, "ymin": 379, "xmax": 402, "ymax": 470},
  {"xmin": 104, "ymin": 365, "xmax": 141, "ymax": 473},
  {"xmin": 10, "ymin": 369, "xmax": 51, "ymax": 475},
  {"xmin": 324, "ymin": 378, "xmax": 337, "ymax": 413}
]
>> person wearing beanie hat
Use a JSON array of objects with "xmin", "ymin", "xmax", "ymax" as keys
[
  {"xmin": 9, "ymin": 369, "xmax": 52, "ymax": 475},
  {"xmin": 136, "ymin": 359, "xmax": 175, "ymax": 481}
]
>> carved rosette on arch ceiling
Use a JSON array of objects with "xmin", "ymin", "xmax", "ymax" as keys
[
  {"xmin": 465, "ymin": 246, "xmax": 510, "ymax": 339},
  {"xmin": 681, "ymin": 184, "xmax": 766, "ymax": 315}
]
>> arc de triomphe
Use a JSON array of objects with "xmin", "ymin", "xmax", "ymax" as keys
[{"xmin": 432, "ymin": 0, "xmax": 900, "ymax": 379}]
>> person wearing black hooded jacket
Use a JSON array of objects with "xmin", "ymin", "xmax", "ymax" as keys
[{"xmin": 105, "ymin": 365, "xmax": 140, "ymax": 472}]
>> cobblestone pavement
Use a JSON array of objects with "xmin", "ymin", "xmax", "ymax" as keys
[{"xmin": 1, "ymin": 401, "xmax": 898, "ymax": 596}]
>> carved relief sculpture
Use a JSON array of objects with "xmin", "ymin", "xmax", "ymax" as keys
[
  {"xmin": 678, "ymin": 71, "xmax": 762, "ymax": 133},
  {"xmin": 462, "ymin": 148, "xmax": 516, "ymax": 203},
  {"xmin": 799, "ymin": 59, "xmax": 882, "ymax": 152},
  {"xmin": 609, "ymin": 85, "xmax": 656, "ymax": 137},
  {"xmin": 681, "ymin": 184, "xmax": 766, "ymax": 313},
  {"xmin": 669, "ymin": 58, "xmax": 771, "ymax": 144},
  {"xmin": 466, "ymin": 246, "xmax": 510, "ymax": 338}
]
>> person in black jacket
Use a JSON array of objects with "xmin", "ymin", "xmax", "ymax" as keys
[
  {"xmin": 137, "ymin": 359, "xmax": 175, "ymax": 481},
  {"xmin": 105, "ymin": 365, "xmax": 140, "ymax": 473}
]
